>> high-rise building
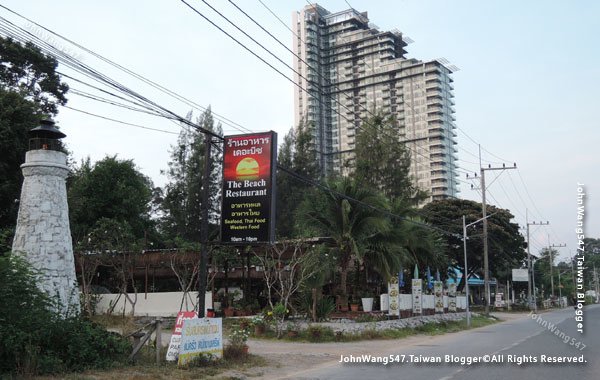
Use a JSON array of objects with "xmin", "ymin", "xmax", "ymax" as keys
[{"xmin": 293, "ymin": 4, "xmax": 459, "ymax": 202}]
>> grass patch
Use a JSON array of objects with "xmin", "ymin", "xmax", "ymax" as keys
[{"xmin": 38, "ymin": 346, "xmax": 267, "ymax": 380}]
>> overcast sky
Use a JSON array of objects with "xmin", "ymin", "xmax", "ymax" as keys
[{"xmin": 1, "ymin": 0, "xmax": 597, "ymax": 263}]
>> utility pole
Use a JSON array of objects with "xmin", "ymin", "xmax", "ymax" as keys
[
  {"xmin": 548, "ymin": 237, "xmax": 566, "ymax": 299},
  {"xmin": 197, "ymin": 134, "xmax": 213, "ymax": 317},
  {"xmin": 594, "ymin": 264, "xmax": 600, "ymax": 302},
  {"xmin": 525, "ymin": 214, "xmax": 549, "ymax": 312},
  {"xmin": 469, "ymin": 146, "xmax": 517, "ymax": 315},
  {"xmin": 462, "ymin": 212, "xmax": 496, "ymax": 327}
]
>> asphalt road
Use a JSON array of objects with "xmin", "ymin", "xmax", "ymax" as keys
[{"xmin": 283, "ymin": 305, "xmax": 599, "ymax": 380}]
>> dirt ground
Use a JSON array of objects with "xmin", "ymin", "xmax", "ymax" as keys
[{"xmin": 218, "ymin": 312, "xmax": 529, "ymax": 380}]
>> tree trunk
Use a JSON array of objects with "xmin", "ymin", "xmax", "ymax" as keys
[
  {"xmin": 311, "ymin": 287, "xmax": 317, "ymax": 322},
  {"xmin": 340, "ymin": 268, "xmax": 348, "ymax": 297}
]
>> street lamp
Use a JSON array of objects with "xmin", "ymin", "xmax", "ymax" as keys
[{"xmin": 463, "ymin": 213, "xmax": 496, "ymax": 328}]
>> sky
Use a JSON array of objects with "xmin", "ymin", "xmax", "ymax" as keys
[{"xmin": 0, "ymin": 0, "xmax": 597, "ymax": 264}]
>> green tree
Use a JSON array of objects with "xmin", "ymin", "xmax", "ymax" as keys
[
  {"xmin": 352, "ymin": 112, "xmax": 427, "ymax": 205},
  {"xmin": 160, "ymin": 108, "xmax": 222, "ymax": 244},
  {"xmin": 533, "ymin": 247, "xmax": 559, "ymax": 299},
  {"xmin": 0, "ymin": 37, "xmax": 68, "ymax": 115},
  {"xmin": 296, "ymin": 177, "xmax": 393, "ymax": 297},
  {"xmin": 582, "ymin": 237, "xmax": 600, "ymax": 291},
  {"xmin": 0, "ymin": 254, "xmax": 129, "ymax": 376},
  {"xmin": 0, "ymin": 36, "xmax": 69, "ymax": 246},
  {"xmin": 422, "ymin": 198, "xmax": 526, "ymax": 291},
  {"xmin": 0, "ymin": 89, "xmax": 41, "ymax": 245},
  {"xmin": 276, "ymin": 120, "xmax": 319, "ymax": 238},
  {"xmin": 68, "ymin": 156, "xmax": 155, "ymax": 245}
]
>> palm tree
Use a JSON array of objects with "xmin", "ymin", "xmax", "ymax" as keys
[
  {"xmin": 396, "ymin": 218, "xmax": 447, "ymax": 269},
  {"xmin": 361, "ymin": 204, "xmax": 447, "ymax": 284},
  {"xmin": 296, "ymin": 177, "xmax": 393, "ymax": 298}
]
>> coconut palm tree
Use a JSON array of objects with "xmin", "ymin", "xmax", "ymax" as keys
[{"xmin": 296, "ymin": 177, "xmax": 393, "ymax": 298}]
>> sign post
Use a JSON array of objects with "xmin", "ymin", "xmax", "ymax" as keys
[
  {"xmin": 448, "ymin": 283, "xmax": 457, "ymax": 312},
  {"xmin": 166, "ymin": 311, "xmax": 197, "ymax": 362},
  {"xmin": 434, "ymin": 281, "xmax": 444, "ymax": 313},
  {"xmin": 221, "ymin": 132, "xmax": 277, "ymax": 244},
  {"xmin": 412, "ymin": 279, "xmax": 423, "ymax": 315},
  {"xmin": 388, "ymin": 276, "xmax": 399, "ymax": 317},
  {"xmin": 178, "ymin": 318, "xmax": 223, "ymax": 365}
]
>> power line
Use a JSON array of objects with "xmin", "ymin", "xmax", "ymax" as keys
[
  {"xmin": 191, "ymin": 1, "xmax": 472, "ymax": 198},
  {"xmin": 64, "ymin": 106, "xmax": 179, "ymax": 135},
  {"xmin": 0, "ymin": 4, "xmax": 253, "ymax": 135}
]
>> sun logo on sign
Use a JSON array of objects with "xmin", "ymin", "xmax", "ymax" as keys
[{"xmin": 235, "ymin": 157, "xmax": 259, "ymax": 180}]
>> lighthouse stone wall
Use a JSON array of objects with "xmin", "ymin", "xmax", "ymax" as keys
[{"xmin": 12, "ymin": 149, "xmax": 80, "ymax": 315}]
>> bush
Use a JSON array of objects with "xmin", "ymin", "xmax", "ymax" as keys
[
  {"xmin": 0, "ymin": 254, "xmax": 130, "ymax": 376},
  {"xmin": 305, "ymin": 325, "xmax": 335, "ymax": 342},
  {"xmin": 354, "ymin": 313, "xmax": 386, "ymax": 323},
  {"xmin": 185, "ymin": 352, "xmax": 219, "ymax": 368},
  {"xmin": 315, "ymin": 297, "xmax": 336, "ymax": 321},
  {"xmin": 223, "ymin": 344, "xmax": 248, "ymax": 361}
]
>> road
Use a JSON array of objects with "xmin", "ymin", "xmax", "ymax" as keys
[{"xmin": 249, "ymin": 305, "xmax": 599, "ymax": 380}]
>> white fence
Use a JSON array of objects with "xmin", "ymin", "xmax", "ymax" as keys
[
  {"xmin": 96, "ymin": 291, "xmax": 212, "ymax": 317},
  {"xmin": 96, "ymin": 292, "xmax": 468, "ymax": 317},
  {"xmin": 382, "ymin": 294, "xmax": 467, "ymax": 311}
]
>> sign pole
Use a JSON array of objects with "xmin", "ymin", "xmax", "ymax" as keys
[{"xmin": 198, "ymin": 134, "xmax": 212, "ymax": 317}]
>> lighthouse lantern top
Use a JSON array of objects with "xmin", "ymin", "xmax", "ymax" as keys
[{"xmin": 28, "ymin": 119, "xmax": 66, "ymax": 151}]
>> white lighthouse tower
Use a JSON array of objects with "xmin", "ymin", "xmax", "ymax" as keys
[{"xmin": 12, "ymin": 119, "xmax": 80, "ymax": 315}]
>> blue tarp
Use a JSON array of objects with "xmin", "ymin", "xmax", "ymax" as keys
[{"xmin": 446, "ymin": 267, "xmax": 497, "ymax": 286}]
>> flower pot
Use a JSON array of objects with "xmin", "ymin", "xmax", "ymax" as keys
[
  {"xmin": 361, "ymin": 298, "xmax": 374, "ymax": 312},
  {"xmin": 224, "ymin": 307, "xmax": 235, "ymax": 317},
  {"xmin": 350, "ymin": 303, "xmax": 360, "ymax": 312},
  {"xmin": 254, "ymin": 324, "xmax": 266, "ymax": 336},
  {"xmin": 242, "ymin": 345, "xmax": 249, "ymax": 355}
]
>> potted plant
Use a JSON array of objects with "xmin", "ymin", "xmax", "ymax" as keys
[
  {"xmin": 223, "ymin": 293, "xmax": 235, "ymax": 317},
  {"xmin": 349, "ymin": 295, "xmax": 360, "ymax": 312},
  {"xmin": 285, "ymin": 322, "xmax": 299, "ymax": 338},
  {"xmin": 251, "ymin": 315, "xmax": 266, "ymax": 336},
  {"xmin": 335, "ymin": 288, "xmax": 349, "ymax": 312},
  {"xmin": 228, "ymin": 326, "xmax": 250, "ymax": 355},
  {"xmin": 359, "ymin": 290, "xmax": 375, "ymax": 312}
]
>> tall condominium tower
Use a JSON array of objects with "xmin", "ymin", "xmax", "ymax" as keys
[{"xmin": 293, "ymin": 4, "xmax": 459, "ymax": 202}]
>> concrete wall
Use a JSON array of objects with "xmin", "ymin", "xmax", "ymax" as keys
[
  {"xmin": 96, "ymin": 291, "xmax": 212, "ymax": 317},
  {"xmin": 97, "ymin": 292, "xmax": 468, "ymax": 317},
  {"xmin": 396, "ymin": 294, "xmax": 466, "ymax": 311}
]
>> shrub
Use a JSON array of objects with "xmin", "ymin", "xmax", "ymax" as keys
[
  {"xmin": 0, "ymin": 254, "xmax": 130, "ymax": 376},
  {"xmin": 185, "ymin": 352, "xmax": 219, "ymax": 368},
  {"xmin": 305, "ymin": 325, "xmax": 335, "ymax": 342},
  {"xmin": 228, "ymin": 326, "xmax": 250, "ymax": 348},
  {"xmin": 223, "ymin": 344, "xmax": 248, "ymax": 361},
  {"xmin": 315, "ymin": 297, "xmax": 336, "ymax": 321},
  {"xmin": 355, "ymin": 313, "xmax": 386, "ymax": 323}
]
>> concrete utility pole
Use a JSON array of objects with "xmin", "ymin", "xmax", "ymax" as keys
[
  {"xmin": 463, "ymin": 213, "xmax": 496, "ymax": 327},
  {"xmin": 548, "ymin": 236, "xmax": 566, "ymax": 299},
  {"xmin": 471, "ymin": 145, "xmax": 516, "ymax": 315},
  {"xmin": 525, "ymin": 212, "xmax": 549, "ymax": 311},
  {"xmin": 197, "ymin": 134, "xmax": 213, "ymax": 317},
  {"xmin": 594, "ymin": 264, "xmax": 600, "ymax": 302}
]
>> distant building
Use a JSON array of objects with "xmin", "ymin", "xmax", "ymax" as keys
[{"xmin": 293, "ymin": 4, "xmax": 459, "ymax": 202}]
